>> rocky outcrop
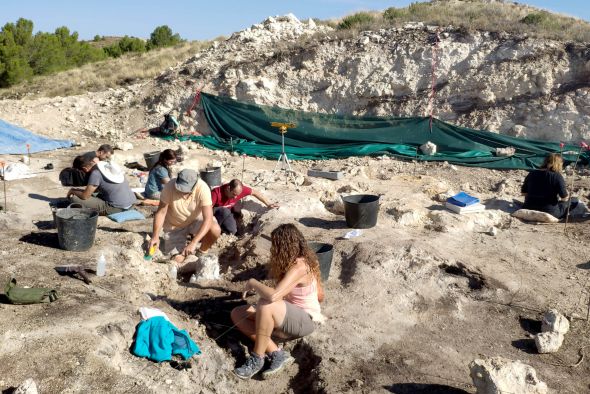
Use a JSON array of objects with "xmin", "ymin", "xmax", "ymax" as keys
[{"xmin": 148, "ymin": 14, "xmax": 590, "ymax": 142}]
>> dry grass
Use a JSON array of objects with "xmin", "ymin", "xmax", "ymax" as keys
[
  {"xmin": 0, "ymin": 40, "xmax": 212, "ymax": 99},
  {"xmin": 329, "ymin": 0, "xmax": 590, "ymax": 42}
]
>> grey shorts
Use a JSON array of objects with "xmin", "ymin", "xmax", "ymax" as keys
[
  {"xmin": 277, "ymin": 302, "xmax": 315, "ymax": 339},
  {"xmin": 160, "ymin": 220, "xmax": 203, "ymax": 256}
]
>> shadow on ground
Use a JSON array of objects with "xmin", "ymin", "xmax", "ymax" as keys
[
  {"xmin": 19, "ymin": 232, "xmax": 60, "ymax": 249},
  {"xmin": 386, "ymin": 383, "xmax": 470, "ymax": 393}
]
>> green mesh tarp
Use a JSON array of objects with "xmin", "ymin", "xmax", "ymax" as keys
[{"xmin": 181, "ymin": 93, "xmax": 589, "ymax": 170}]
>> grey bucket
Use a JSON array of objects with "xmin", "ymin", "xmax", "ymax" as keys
[
  {"xmin": 200, "ymin": 167, "xmax": 222, "ymax": 188},
  {"xmin": 49, "ymin": 201, "xmax": 81, "ymax": 228},
  {"xmin": 308, "ymin": 242, "xmax": 334, "ymax": 282},
  {"xmin": 56, "ymin": 206, "xmax": 99, "ymax": 251},
  {"xmin": 144, "ymin": 151, "xmax": 161, "ymax": 169},
  {"xmin": 342, "ymin": 194, "xmax": 380, "ymax": 229}
]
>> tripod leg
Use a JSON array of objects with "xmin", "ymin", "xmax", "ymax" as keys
[{"xmin": 274, "ymin": 153, "xmax": 283, "ymax": 171}]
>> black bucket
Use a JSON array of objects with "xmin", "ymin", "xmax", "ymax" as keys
[
  {"xmin": 309, "ymin": 242, "xmax": 333, "ymax": 282},
  {"xmin": 56, "ymin": 207, "xmax": 99, "ymax": 251},
  {"xmin": 200, "ymin": 167, "xmax": 222, "ymax": 188},
  {"xmin": 144, "ymin": 151, "xmax": 161, "ymax": 169},
  {"xmin": 342, "ymin": 194, "xmax": 380, "ymax": 229}
]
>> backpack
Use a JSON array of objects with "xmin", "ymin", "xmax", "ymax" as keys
[{"xmin": 59, "ymin": 167, "xmax": 88, "ymax": 186}]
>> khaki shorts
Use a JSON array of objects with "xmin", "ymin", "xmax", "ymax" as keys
[
  {"xmin": 160, "ymin": 220, "xmax": 203, "ymax": 256},
  {"xmin": 277, "ymin": 302, "xmax": 315, "ymax": 340}
]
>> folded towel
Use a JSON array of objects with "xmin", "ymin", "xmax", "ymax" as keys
[
  {"xmin": 447, "ymin": 191, "xmax": 480, "ymax": 207},
  {"xmin": 108, "ymin": 209, "xmax": 145, "ymax": 223}
]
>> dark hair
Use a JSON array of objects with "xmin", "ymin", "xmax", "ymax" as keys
[
  {"xmin": 72, "ymin": 155, "xmax": 84, "ymax": 169},
  {"xmin": 98, "ymin": 144, "xmax": 114, "ymax": 154},
  {"xmin": 153, "ymin": 149, "xmax": 177, "ymax": 172},
  {"xmin": 228, "ymin": 179, "xmax": 242, "ymax": 191},
  {"xmin": 78, "ymin": 155, "xmax": 96, "ymax": 169}
]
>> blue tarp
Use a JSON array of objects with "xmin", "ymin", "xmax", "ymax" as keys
[{"xmin": 0, "ymin": 119, "xmax": 73, "ymax": 154}]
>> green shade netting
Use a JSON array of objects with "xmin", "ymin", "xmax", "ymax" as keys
[{"xmin": 174, "ymin": 93, "xmax": 589, "ymax": 170}]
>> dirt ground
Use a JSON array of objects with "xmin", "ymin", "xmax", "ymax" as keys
[{"xmin": 2, "ymin": 137, "xmax": 590, "ymax": 393}]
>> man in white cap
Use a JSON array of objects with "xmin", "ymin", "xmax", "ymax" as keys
[
  {"xmin": 148, "ymin": 169, "xmax": 221, "ymax": 263},
  {"xmin": 67, "ymin": 156, "xmax": 136, "ymax": 215}
]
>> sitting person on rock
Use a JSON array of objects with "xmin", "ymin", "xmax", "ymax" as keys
[
  {"xmin": 521, "ymin": 153, "xmax": 576, "ymax": 219},
  {"xmin": 147, "ymin": 169, "xmax": 221, "ymax": 264},
  {"xmin": 230, "ymin": 223, "xmax": 324, "ymax": 380},
  {"xmin": 144, "ymin": 149, "xmax": 177, "ymax": 200},
  {"xmin": 67, "ymin": 157, "xmax": 136, "ymax": 215},
  {"xmin": 211, "ymin": 179, "xmax": 278, "ymax": 235}
]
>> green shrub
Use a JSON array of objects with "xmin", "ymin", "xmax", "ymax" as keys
[
  {"xmin": 337, "ymin": 12, "xmax": 375, "ymax": 30},
  {"xmin": 147, "ymin": 25, "xmax": 182, "ymax": 49},
  {"xmin": 118, "ymin": 36, "xmax": 146, "ymax": 53},
  {"xmin": 521, "ymin": 12, "xmax": 548, "ymax": 25}
]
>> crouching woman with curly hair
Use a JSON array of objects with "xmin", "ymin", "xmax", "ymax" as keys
[{"xmin": 230, "ymin": 223, "xmax": 324, "ymax": 379}]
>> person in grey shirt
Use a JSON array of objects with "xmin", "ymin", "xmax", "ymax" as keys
[{"xmin": 67, "ymin": 157, "xmax": 136, "ymax": 215}]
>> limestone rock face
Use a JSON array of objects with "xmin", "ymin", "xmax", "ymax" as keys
[
  {"xmin": 470, "ymin": 357, "xmax": 548, "ymax": 394},
  {"xmin": 147, "ymin": 16, "xmax": 590, "ymax": 143}
]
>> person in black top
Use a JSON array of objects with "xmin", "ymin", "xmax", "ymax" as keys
[{"xmin": 521, "ymin": 153, "xmax": 576, "ymax": 219}]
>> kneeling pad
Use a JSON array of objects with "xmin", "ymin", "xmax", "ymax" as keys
[
  {"xmin": 512, "ymin": 209, "xmax": 559, "ymax": 223},
  {"xmin": 108, "ymin": 209, "xmax": 145, "ymax": 223}
]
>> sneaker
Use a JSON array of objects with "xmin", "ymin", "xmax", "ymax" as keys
[
  {"xmin": 261, "ymin": 350, "xmax": 295, "ymax": 379},
  {"xmin": 233, "ymin": 353, "xmax": 265, "ymax": 380}
]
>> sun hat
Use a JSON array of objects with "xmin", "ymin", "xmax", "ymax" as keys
[
  {"xmin": 97, "ymin": 161, "xmax": 125, "ymax": 184},
  {"xmin": 175, "ymin": 169, "xmax": 199, "ymax": 193}
]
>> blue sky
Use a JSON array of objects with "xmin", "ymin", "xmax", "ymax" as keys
[{"xmin": 1, "ymin": 1, "xmax": 588, "ymax": 41}]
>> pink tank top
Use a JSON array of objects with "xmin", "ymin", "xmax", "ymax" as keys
[{"xmin": 286, "ymin": 277, "xmax": 322, "ymax": 320}]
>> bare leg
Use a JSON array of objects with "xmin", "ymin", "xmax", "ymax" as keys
[
  {"xmin": 200, "ymin": 222, "xmax": 221, "ymax": 252},
  {"xmin": 253, "ymin": 300, "xmax": 286, "ymax": 355},
  {"xmin": 231, "ymin": 305, "xmax": 257, "ymax": 341},
  {"xmin": 231, "ymin": 301, "xmax": 287, "ymax": 354}
]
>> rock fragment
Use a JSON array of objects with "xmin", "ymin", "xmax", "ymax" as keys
[
  {"xmin": 534, "ymin": 331, "xmax": 564, "ymax": 354},
  {"xmin": 469, "ymin": 357, "xmax": 548, "ymax": 394},
  {"xmin": 541, "ymin": 309, "xmax": 569, "ymax": 334}
]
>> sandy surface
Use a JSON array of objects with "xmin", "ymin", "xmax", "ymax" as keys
[{"xmin": 1, "ymin": 133, "xmax": 590, "ymax": 393}]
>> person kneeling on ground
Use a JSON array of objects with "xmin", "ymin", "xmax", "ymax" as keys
[
  {"xmin": 230, "ymin": 223, "xmax": 324, "ymax": 380},
  {"xmin": 147, "ymin": 169, "xmax": 221, "ymax": 264},
  {"xmin": 67, "ymin": 157, "xmax": 137, "ymax": 215},
  {"xmin": 521, "ymin": 153, "xmax": 577, "ymax": 219},
  {"xmin": 144, "ymin": 149, "xmax": 177, "ymax": 200},
  {"xmin": 211, "ymin": 179, "xmax": 278, "ymax": 235}
]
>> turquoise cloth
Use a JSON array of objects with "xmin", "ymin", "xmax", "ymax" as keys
[
  {"xmin": 132, "ymin": 316, "xmax": 201, "ymax": 362},
  {"xmin": 107, "ymin": 209, "xmax": 145, "ymax": 223}
]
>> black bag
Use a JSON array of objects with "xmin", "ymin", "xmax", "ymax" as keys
[{"xmin": 59, "ymin": 168, "xmax": 88, "ymax": 186}]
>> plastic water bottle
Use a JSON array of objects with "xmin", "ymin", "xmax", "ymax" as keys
[
  {"xmin": 169, "ymin": 265, "xmax": 177, "ymax": 280},
  {"xmin": 96, "ymin": 254, "xmax": 107, "ymax": 277}
]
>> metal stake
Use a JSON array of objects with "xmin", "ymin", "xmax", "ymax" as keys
[{"xmin": 0, "ymin": 161, "xmax": 6, "ymax": 211}]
